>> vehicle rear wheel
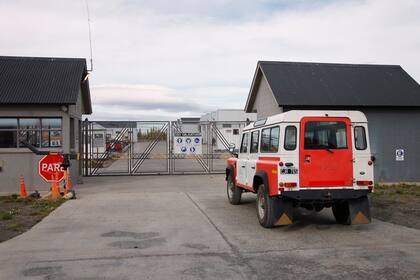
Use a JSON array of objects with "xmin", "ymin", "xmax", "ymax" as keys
[
  {"xmin": 256, "ymin": 184, "xmax": 276, "ymax": 228},
  {"xmin": 332, "ymin": 201, "xmax": 350, "ymax": 225},
  {"xmin": 227, "ymin": 174, "xmax": 242, "ymax": 205}
]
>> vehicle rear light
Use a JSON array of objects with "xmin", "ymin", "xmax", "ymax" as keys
[
  {"xmin": 368, "ymin": 160, "xmax": 373, "ymax": 166},
  {"xmin": 278, "ymin": 187, "xmax": 285, "ymax": 192},
  {"xmin": 279, "ymin": 161, "xmax": 284, "ymax": 167},
  {"xmin": 357, "ymin": 180, "xmax": 373, "ymax": 186},
  {"xmin": 279, "ymin": 182, "xmax": 297, "ymax": 188}
]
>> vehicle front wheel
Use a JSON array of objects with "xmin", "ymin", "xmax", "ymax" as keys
[
  {"xmin": 256, "ymin": 184, "xmax": 276, "ymax": 228},
  {"xmin": 227, "ymin": 174, "xmax": 242, "ymax": 205}
]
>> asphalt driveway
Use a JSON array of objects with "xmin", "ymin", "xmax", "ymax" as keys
[{"xmin": 1, "ymin": 175, "xmax": 420, "ymax": 279}]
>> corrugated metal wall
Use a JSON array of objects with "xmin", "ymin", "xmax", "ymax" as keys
[{"xmin": 363, "ymin": 109, "xmax": 420, "ymax": 182}]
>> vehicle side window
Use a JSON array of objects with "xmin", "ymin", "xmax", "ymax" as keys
[
  {"xmin": 284, "ymin": 126, "xmax": 297, "ymax": 151},
  {"xmin": 240, "ymin": 133, "xmax": 249, "ymax": 153},
  {"xmin": 250, "ymin": 130, "xmax": 259, "ymax": 153},
  {"xmin": 261, "ymin": 126, "xmax": 280, "ymax": 153},
  {"xmin": 354, "ymin": 126, "xmax": 367, "ymax": 150}
]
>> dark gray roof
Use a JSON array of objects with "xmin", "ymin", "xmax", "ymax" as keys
[
  {"xmin": 0, "ymin": 56, "xmax": 92, "ymax": 114},
  {"xmin": 95, "ymin": 121, "xmax": 137, "ymax": 129},
  {"xmin": 179, "ymin": 117, "xmax": 200, "ymax": 123},
  {"xmin": 245, "ymin": 61, "xmax": 420, "ymax": 110}
]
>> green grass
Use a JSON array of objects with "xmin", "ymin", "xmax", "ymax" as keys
[
  {"xmin": 6, "ymin": 223, "xmax": 22, "ymax": 232},
  {"xmin": 31, "ymin": 198, "xmax": 66, "ymax": 217},
  {"xmin": 371, "ymin": 184, "xmax": 420, "ymax": 202},
  {"xmin": 0, "ymin": 212, "xmax": 13, "ymax": 220}
]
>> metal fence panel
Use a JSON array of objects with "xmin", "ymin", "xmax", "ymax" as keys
[{"xmin": 82, "ymin": 120, "xmax": 248, "ymax": 176}]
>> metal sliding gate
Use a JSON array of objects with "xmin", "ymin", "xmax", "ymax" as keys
[{"xmin": 82, "ymin": 120, "xmax": 248, "ymax": 176}]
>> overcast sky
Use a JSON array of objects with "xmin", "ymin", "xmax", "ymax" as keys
[{"xmin": 1, "ymin": 0, "xmax": 419, "ymax": 120}]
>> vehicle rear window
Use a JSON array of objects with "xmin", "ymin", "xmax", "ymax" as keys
[
  {"xmin": 304, "ymin": 121, "xmax": 347, "ymax": 150},
  {"xmin": 284, "ymin": 126, "xmax": 297, "ymax": 151},
  {"xmin": 240, "ymin": 133, "xmax": 249, "ymax": 153},
  {"xmin": 250, "ymin": 130, "xmax": 259, "ymax": 153},
  {"xmin": 261, "ymin": 126, "xmax": 280, "ymax": 153},
  {"xmin": 354, "ymin": 126, "xmax": 367, "ymax": 150}
]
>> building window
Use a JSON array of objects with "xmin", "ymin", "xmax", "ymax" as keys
[
  {"xmin": 354, "ymin": 126, "xmax": 367, "ymax": 150},
  {"xmin": 304, "ymin": 121, "xmax": 347, "ymax": 150},
  {"xmin": 0, "ymin": 118, "xmax": 18, "ymax": 148},
  {"xmin": 222, "ymin": 123, "xmax": 232, "ymax": 128},
  {"xmin": 41, "ymin": 118, "xmax": 62, "ymax": 147},
  {"xmin": 233, "ymin": 129, "xmax": 239, "ymax": 135},
  {"xmin": 19, "ymin": 118, "xmax": 41, "ymax": 147},
  {"xmin": 284, "ymin": 126, "xmax": 297, "ymax": 151},
  {"xmin": 240, "ymin": 133, "xmax": 249, "ymax": 153},
  {"xmin": 0, "ymin": 117, "xmax": 62, "ymax": 148},
  {"xmin": 261, "ymin": 126, "xmax": 280, "ymax": 153},
  {"xmin": 250, "ymin": 130, "xmax": 259, "ymax": 153}
]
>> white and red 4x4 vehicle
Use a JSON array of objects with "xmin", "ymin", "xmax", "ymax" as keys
[{"xmin": 226, "ymin": 110, "xmax": 374, "ymax": 228}]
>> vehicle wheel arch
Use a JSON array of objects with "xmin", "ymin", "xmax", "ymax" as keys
[
  {"xmin": 225, "ymin": 165, "xmax": 235, "ymax": 181},
  {"xmin": 253, "ymin": 171, "xmax": 269, "ymax": 193}
]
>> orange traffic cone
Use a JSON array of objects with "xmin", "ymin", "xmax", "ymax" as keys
[
  {"xmin": 19, "ymin": 175, "xmax": 28, "ymax": 199},
  {"xmin": 51, "ymin": 172, "xmax": 61, "ymax": 199},
  {"xmin": 64, "ymin": 172, "xmax": 72, "ymax": 194}
]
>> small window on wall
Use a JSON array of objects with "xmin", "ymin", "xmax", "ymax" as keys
[
  {"xmin": 261, "ymin": 126, "xmax": 280, "ymax": 153},
  {"xmin": 354, "ymin": 126, "xmax": 367, "ymax": 150},
  {"xmin": 240, "ymin": 133, "xmax": 249, "ymax": 153},
  {"xmin": 41, "ymin": 118, "xmax": 62, "ymax": 148},
  {"xmin": 284, "ymin": 126, "xmax": 297, "ymax": 151},
  {"xmin": 222, "ymin": 124, "xmax": 232, "ymax": 128},
  {"xmin": 250, "ymin": 130, "xmax": 259, "ymax": 153},
  {"xmin": 0, "ymin": 118, "xmax": 18, "ymax": 148},
  {"xmin": 19, "ymin": 118, "xmax": 41, "ymax": 147},
  {"xmin": 233, "ymin": 129, "xmax": 239, "ymax": 135}
]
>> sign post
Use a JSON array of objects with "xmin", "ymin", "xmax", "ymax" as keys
[{"xmin": 38, "ymin": 154, "xmax": 65, "ymax": 182}]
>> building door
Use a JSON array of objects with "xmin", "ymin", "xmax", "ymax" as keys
[
  {"xmin": 246, "ymin": 130, "xmax": 259, "ymax": 186},
  {"xmin": 300, "ymin": 117, "xmax": 353, "ymax": 187},
  {"xmin": 236, "ymin": 132, "xmax": 249, "ymax": 186}
]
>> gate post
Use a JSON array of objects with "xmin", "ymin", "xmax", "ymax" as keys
[
  {"xmin": 83, "ymin": 118, "xmax": 89, "ymax": 176},
  {"xmin": 168, "ymin": 121, "xmax": 172, "ymax": 175}
]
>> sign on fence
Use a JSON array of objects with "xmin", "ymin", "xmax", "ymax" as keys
[{"xmin": 174, "ymin": 135, "xmax": 202, "ymax": 154}]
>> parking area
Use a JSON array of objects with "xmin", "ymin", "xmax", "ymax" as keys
[{"xmin": 1, "ymin": 175, "xmax": 420, "ymax": 279}]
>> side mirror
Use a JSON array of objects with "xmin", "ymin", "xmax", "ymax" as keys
[
  {"xmin": 228, "ymin": 144, "xmax": 237, "ymax": 157},
  {"xmin": 228, "ymin": 145, "xmax": 235, "ymax": 154}
]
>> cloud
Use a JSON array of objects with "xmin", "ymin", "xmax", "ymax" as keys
[
  {"xmin": 89, "ymin": 84, "xmax": 249, "ymax": 120},
  {"xmin": 0, "ymin": 0, "xmax": 419, "ymax": 120},
  {"xmin": 92, "ymin": 84, "xmax": 206, "ymax": 112}
]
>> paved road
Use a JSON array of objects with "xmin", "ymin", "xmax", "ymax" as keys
[{"xmin": 1, "ymin": 175, "xmax": 420, "ymax": 279}]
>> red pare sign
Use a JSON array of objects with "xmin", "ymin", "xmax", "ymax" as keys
[{"xmin": 38, "ymin": 154, "xmax": 65, "ymax": 182}]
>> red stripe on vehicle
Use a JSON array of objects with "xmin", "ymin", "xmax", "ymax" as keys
[{"xmin": 256, "ymin": 157, "xmax": 280, "ymax": 196}]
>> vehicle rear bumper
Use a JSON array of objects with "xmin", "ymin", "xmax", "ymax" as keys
[{"xmin": 281, "ymin": 189, "xmax": 371, "ymax": 202}]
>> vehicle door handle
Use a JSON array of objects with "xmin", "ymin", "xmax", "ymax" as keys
[
  {"xmin": 251, "ymin": 166, "xmax": 256, "ymax": 169},
  {"xmin": 304, "ymin": 155, "xmax": 311, "ymax": 163},
  {"xmin": 241, "ymin": 165, "xmax": 246, "ymax": 168}
]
